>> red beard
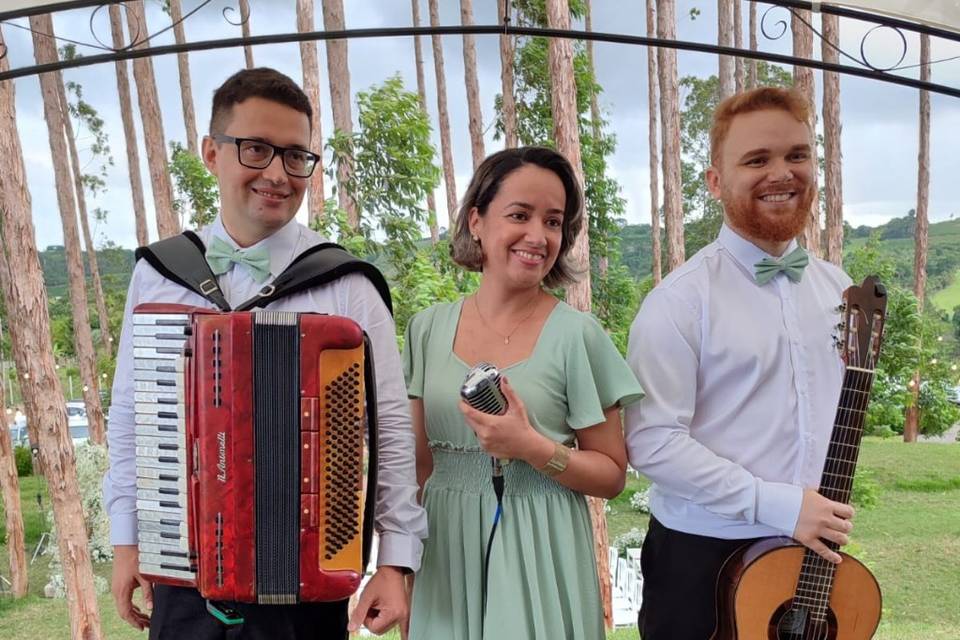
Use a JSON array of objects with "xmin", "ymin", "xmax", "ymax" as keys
[{"xmin": 722, "ymin": 182, "xmax": 814, "ymax": 243}]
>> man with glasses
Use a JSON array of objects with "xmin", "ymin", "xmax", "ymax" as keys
[{"xmin": 103, "ymin": 67, "xmax": 427, "ymax": 639}]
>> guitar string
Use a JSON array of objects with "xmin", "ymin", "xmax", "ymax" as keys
[
  {"xmin": 811, "ymin": 316, "xmax": 878, "ymax": 634},
  {"xmin": 796, "ymin": 309, "xmax": 879, "ymax": 639}
]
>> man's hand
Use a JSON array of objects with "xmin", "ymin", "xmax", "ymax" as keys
[
  {"xmin": 793, "ymin": 489, "xmax": 855, "ymax": 564},
  {"xmin": 112, "ymin": 544, "xmax": 153, "ymax": 630},
  {"xmin": 348, "ymin": 566, "xmax": 409, "ymax": 637}
]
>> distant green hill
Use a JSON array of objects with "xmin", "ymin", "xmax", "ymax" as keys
[
  {"xmin": 39, "ymin": 245, "xmax": 135, "ymax": 299},
  {"xmin": 35, "ymin": 214, "xmax": 960, "ymax": 314}
]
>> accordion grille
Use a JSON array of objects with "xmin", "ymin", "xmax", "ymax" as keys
[{"xmin": 320, "ymin": 353, "xmax": 364, "ymax": 565}]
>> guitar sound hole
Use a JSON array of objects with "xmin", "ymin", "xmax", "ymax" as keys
[{"xmin": 769, "ymin": 602, "xmax": 838, "ymax": 640}]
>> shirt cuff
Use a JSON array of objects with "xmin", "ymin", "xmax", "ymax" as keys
[
  {"xmin": 109, "ymin": 511, "xmax": 139, "ymax": 546},
  {"xmin": 755, "ymin": 480, "xmax": 804, "ymax": 536},
  {"xmin": 375, "ymin": 531, "xmax": 424, "ymax": 572}
]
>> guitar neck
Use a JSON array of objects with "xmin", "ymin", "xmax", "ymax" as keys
[
  {"xmin": 818, "ymin": 365, "xmax": 875, "ymax": 507},
  {"xmin": 793, "ymin": 364, "xmax": 876, "ymax": 622}
]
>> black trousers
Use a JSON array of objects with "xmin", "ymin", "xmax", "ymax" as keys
[
  {"xmin": 637, "ymin": 517, "xmax": 759, "ymax": 640},
  {"xmin": 148, "ymin": 584, "xmax": 349, "ymax": 640}
]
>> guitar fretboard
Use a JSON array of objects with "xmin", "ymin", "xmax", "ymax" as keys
[{"xmin": 792, "ymin": 365, "xmax": 875, "ymax": 623}]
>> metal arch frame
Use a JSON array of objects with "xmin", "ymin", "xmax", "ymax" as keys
[{"xmin": 0, "ymin": 0, "xmax": 958, "ymax": 99}]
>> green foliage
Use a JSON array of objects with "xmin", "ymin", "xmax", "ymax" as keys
[
  {"xmin": 59, "ymin": 43, "xmax": 114, "ymax": 203},
  {"xmin": 846, "ymin": 235, "xmax": 960, "ymax": 436},
  {"xmin": 14, "ymin": 446, "xmax": 32, "ymax": 477},
  {"xmin": 169, "ymin": 142, "xmax": 220, "ymax": 228},
  {"xmin": 851, "ymin": 466, "xmax": 880, "ymax": 509},
  {"xmin": 322, "ymin": 76, "xmax": 451, "ymax": 336}
]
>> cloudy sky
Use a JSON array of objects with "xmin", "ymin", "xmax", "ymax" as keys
[{"xmin": 2, "ymin": 0, "xmax": 959, "ymax": 251}]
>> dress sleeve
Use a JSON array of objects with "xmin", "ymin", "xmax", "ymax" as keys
[
  {"xmin": 401, "ymin": 307, "xmax": 431, "ymax": 399},
  {"xmin": 564, "ymin": 313, "xmax": 645, "ymax": 429}
]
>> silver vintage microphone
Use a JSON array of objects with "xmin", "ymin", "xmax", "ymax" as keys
[{"xmin": 460, "ymin": 362, "xmax": 510, "ymax": 470}]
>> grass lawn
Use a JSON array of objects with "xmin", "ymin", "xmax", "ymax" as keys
[
  {"xmin": 1, "ymin": 438, "xmax": 957, "ymax": 639},
  {"xmin": 931, "ymin": 269, "xmax": 960, "ymax": 314}
]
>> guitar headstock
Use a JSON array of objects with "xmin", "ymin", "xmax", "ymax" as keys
[{"xmin": 839, "ymin": 276, "xmax": 887, "ymax": 370}]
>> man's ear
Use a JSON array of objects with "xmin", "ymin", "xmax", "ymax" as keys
[
  {"xmin": 705, "ymin": 165, "xmax": 722, "ymax": 199},
  {"xmin": 201, "ymin": 135, "xmax": 218, "ymax": 175}
]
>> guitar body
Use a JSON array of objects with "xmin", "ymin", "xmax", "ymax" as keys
[{"xmin": 712, "ymin": 537, "xmax": 881, "ymax": 640}]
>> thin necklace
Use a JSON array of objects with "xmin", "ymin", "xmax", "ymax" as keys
[{"xmin": 473, "ymin": 289, "xmax": 542, "ymax": 345}]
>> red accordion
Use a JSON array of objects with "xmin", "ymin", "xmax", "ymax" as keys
[{"xmin": 132, "ymin": 303, "xmax": 375, "ymax": 604}]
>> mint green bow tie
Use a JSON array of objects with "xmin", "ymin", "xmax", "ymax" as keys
[
  {"xmin": 205, "ymin": 236, "xmax": 271, "ymax": 284},
  {"xmin": 754, "ymin": 246, "xmax": 809, "ymax": 285}
]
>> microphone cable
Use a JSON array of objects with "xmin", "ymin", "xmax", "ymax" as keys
[{"xmin": 481, "ymin": 458, "xmax": 505, "ymax": 634}]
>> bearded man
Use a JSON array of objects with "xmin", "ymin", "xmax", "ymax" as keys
[{"xmin": 624, "ymin": 87, "xmax": 855, "ymax": 640}]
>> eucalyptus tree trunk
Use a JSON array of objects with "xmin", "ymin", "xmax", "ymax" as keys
[
  {"xmin": 239, "ymin": 0, "xmax": 254, "ymax": 68},
  {"xmin": 0, "ymin": 386, "xmax": 27, "ymax": 598},
  {"xmin": 748, "ymin": 1, "xmax": 758, "ymax": 89},
  {"xmin": 55, "ymin": 69, "xmax": 113, "ymax": 362},
  {"xmin": 460, "ymin": 0, "xmax": 485, "ymax": 170},
  {"xmin": 411, "ymin": 0, "xmax": 439, "ymax": 243},
  {"xmin": 168, "ymin": 0, "xmax": 199, "ymax": 156},
  {"xmin": 109, "ymin": 4, "xmax": 149, "ymax": 246},
  {"xmin": 498, "ymin": 0, "xmax": 518, "ymax": 149},
  {"xmin": 544, "ymin": 0, "xmax": 610, "ymax": 627},
  {"xmin": 322, "ymin": 0, "xmax": 359, "ymax": 227},
  {"xmin": 297, "ymin": 0, "xmax": 326, "ymax": 226},
  {"xmin": 0, "ymin": 27, "xmax": 102, "ymax": 638},
  {"xmin": 733, "ymin": 0, "xmax": 744, "ymax": 92},
  {"xmin": 428, "ymin": 0, "xmax": 458, "ymax": 227},
  {"xmin": 646, "ymin": 0, "xmax": 662, "ymax": 285},
  {"xmin": 904, "ymin": 34, "xmax": 931, "ymax": 444},
  {"xmin": 791, "ymin": 9, "xmax": 821, "ymax": 256},
  {"xmin": 30, "ymin": 14, "xmax": 106, "ymax": 446},
  {"xmin": 584, "ymin": 0, "xmax": 607, "ymax": 276},
  {"xmin": 717, "ymin": 0, "xmax": 736, "ymax": 100},
  {"xmin": 658, "ymin": 0, "xmax": 685, "ymax": 271},
  {"xmin": 125, "ymin": 0, "xmax": 180, "ymax": 238},
  {"xmin": 821, "ymin": 13, "xmax": 844, "ymax": 267}
]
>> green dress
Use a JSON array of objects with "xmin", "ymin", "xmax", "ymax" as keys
[{"xmin": 402, "ymin": 299, "xmax": 644, "ymax": 640}]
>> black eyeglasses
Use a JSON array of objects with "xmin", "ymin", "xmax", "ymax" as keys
[{"xmin": 212, "ymin": 134, "xmax": 319, "ymax": 178}]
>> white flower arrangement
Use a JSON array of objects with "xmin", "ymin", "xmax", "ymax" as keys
[
  {"xmin": 612, "ymin": 527, "xmax": 646, "ymax": 557},
  {"xmin": 629, "ymin": 488, "xmax": 651, "ymax": 514}
]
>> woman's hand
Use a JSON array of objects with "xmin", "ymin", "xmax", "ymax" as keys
[{"xmin": 459, "ymin": 376, "xmax": 552, "ymax": 463}]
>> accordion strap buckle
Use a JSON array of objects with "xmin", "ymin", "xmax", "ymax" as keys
[
  {"xmin": 199, "ymin": 279, "xmax": 219, "ymax": 295},
  {"xmin": 258, "ymin": 284, "xmax": 276, "ymax": 298}
]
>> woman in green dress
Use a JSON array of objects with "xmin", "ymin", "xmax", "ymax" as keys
[{"xmin": 402, "ymin": 147, "xmax": 644, "ymax": 639}]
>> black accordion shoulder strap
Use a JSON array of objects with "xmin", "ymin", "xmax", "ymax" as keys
[
  {"xmin": 134, "ymin": 232, "xmax": 393, "ymax": 316},
  {"xmin": 134, "ymin": 230, "xmax": 231, "ymax": 311},
  {"xmin": 234, "ymin": 242, "xmax": 393, "ymax": 315}
]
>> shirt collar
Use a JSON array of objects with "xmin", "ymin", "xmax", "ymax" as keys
[
  {"xmin": 717, "ymin": 223, "xmax": 800, "ymax": 276},
  {"xmin": 207, "ymin": 215, "xmax": 302, "ymax": 278}
]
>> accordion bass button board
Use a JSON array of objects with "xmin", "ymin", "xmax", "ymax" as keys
[{"xmin": 132, "ymin": 303, "xmax": 369, "ymax": 603}]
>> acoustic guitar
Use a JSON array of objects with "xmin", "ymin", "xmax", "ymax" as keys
[{"xmin": 711, "ymin": 276, "xmax": 886, "ymax": 640}]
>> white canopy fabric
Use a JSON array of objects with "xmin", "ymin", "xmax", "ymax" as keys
[
  {"xmin": 2, "ymin": 1, "xmax": 959, "ymax": 36},
  {"xmin": 824, "ymin": 0, "xmax": 960, "ymax": 35}
]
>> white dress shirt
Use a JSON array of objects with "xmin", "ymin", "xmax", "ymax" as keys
[
  {"xmin": 102, "ymin": 215, "xmax": 428, "ymax": 570},
  {"xmin": 625, "ymin": 224, "xmax": 852, "ymax": 539}
]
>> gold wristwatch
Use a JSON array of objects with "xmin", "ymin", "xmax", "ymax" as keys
[{"xmin": 538, "ymin": 441, "xmax": 571, "ymax": 477}]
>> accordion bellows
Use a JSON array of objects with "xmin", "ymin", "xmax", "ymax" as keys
[{"xmin": 132, "ymin": 303, "xmax": 371, "ymax": 604}]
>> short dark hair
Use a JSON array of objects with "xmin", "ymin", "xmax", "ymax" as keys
[
  {"xmin": 209, "ymin": 67, "xmax": 313, "ymax": 134},
  {"xmin": 450, "ymin": 146, "xmax": 584, "ymax": 288}
]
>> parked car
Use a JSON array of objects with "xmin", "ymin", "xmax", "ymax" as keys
[{"xmin": 7, "ymin": 400, "xmax": 94, "ymax": 448}]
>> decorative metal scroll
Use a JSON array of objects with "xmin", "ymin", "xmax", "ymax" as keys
[{"xmin": 0, "ymin": 0, "xmax": 958, "ymax": 99}]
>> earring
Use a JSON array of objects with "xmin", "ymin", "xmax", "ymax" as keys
[{"xmin": 472, "ymin": 235, "xmax": 479, "ymax": 242}]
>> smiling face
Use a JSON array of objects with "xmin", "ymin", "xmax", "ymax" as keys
[
  {"xmin": 202, "ymin": 96, "xmax": 311, "ymax": 247},
  {"xmin": 468, "ymin": 164, "xmax": 566, "ymax": 292},
  {"xmin": 706, "ymin": 108, "xmax": 815, "ymax": 247}
]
